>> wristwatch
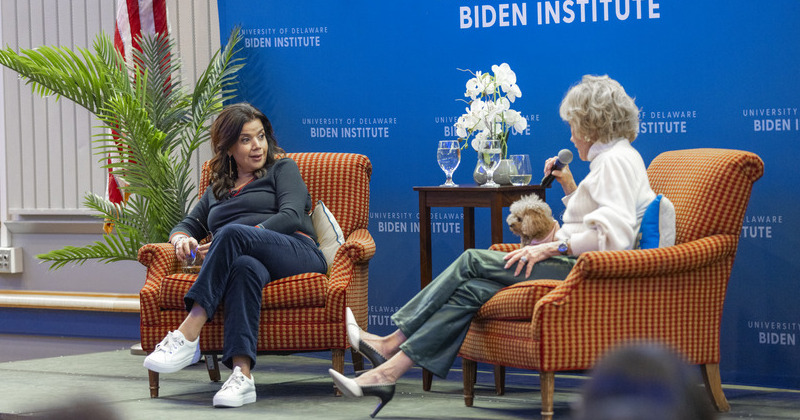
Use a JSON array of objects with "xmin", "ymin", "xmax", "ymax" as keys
[{"xmin": 557, "ymin": 240, "xmax": 570, "ymax": 255}]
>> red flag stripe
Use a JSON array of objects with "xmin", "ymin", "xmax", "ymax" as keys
[
  {"xmin": 125, "ymin": 0, "xmax": 142, "ymax": 52},
  {"xmin": 109, "ymin": 0, "xmax": 168, "ymax": 204},
  {"xmin": 153, "ymin": 0, "xmax": 168, "ymax": 34}
]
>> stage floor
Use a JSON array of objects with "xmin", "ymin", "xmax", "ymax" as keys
[{"xmin": 0, "ymin": 334, "xmax": 798, "ymax": 420}]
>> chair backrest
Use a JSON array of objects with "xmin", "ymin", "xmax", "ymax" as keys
[
  {"xmin": 199, "ymin": 152, "xmax": 372, "ymax": 237},
  {"xmin": 646, "ymin": 148, "xmax": 763, "ymax": 245}
]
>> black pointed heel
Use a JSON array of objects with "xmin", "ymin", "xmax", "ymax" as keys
[
  {"xmin": 329, "ymin": 368, "xmax": 396, "ymax": 418},
  {"xmin": 362, "ymin": 384, "xmax": 395, "ymax": 418}
]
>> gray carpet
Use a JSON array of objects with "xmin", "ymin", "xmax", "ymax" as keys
[{"xmin": 0, "ymin": 345, "xmax": 798, "ymax": 419}]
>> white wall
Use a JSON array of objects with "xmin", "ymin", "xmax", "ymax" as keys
[{"xmin": 0, "ymin": 0, "xmax": 220, "ymax": 294}]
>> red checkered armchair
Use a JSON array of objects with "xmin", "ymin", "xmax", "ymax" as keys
[
  {"xmin": 458, "ymin": 149, "xmax": 764, "ymax": 419},
  {"xmin": 137, "ymin": 152, "xmax": 373, "ymax": 398}
]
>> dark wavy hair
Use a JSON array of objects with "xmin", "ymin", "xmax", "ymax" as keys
[{"xmin": 208, "ymin": 103, "xmax": 284, "ymax": 199}]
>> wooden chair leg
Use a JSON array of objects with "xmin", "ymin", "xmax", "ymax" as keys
[
  {"xmin": 423, "ymin": 369, "xmax": 433, "ymax": 391},
  {"xmin": 701, "ymin": 363, "xmax": 730, "ymax": 412},
  {"xmin": 540, "ymin": 371, "xmax": 554, "ymax": 420},
  {"xmin": 148, "ymin": 369, "xmax": 159, "ymax": 398},
  {"xmin": 494, "ymin": 364, "xmax": 506, "ymax": 395},
  {"xmin": 462, "ymin": 358, "xmax": 477, "ymax": 407},
  {"xmin": 205, "ymin": 354, "xmax": 221, "ymax": 382},
  {"xmin": 332, "ymin": 348, "xmax": 345, "ymax": 396},
  {"xmin": 350, "ymin": 348, "xmax": 364, "ymax": 373},
  {"xmin": 332, "ymin": 348, "xmax": 345, "ymax": 373}
]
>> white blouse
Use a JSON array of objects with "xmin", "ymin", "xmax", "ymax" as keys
[{"xmin": 555, "ymin": 138, "xmax": 656, "ymax": 255}]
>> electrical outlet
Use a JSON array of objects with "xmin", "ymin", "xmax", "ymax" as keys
[{"xmin": 0, "ymin": 247, "xmax": 23, "ymax": 273}]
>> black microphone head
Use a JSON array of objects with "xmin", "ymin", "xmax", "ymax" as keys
[{"xmin": 558, "ymin": 149, "xmax": 573, "ymax": 164}]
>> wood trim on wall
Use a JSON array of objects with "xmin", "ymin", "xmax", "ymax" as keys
[{"xmin": 0, "ymin": 290, "xmax": 140, "ymax": 312}]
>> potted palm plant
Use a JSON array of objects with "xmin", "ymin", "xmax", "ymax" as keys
[{"xmin": 0, "ymin": 28, "xmax": 243, "ymax": 269}]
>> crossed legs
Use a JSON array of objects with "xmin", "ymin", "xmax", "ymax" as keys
[{"xmin": 177, "ymin": 303, "xmax": 253, "ymax": 378}]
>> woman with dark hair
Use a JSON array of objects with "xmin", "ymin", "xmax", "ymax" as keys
[{"xmin": 143, "ymin": 103, "xmax": 327, "ymax": 408}]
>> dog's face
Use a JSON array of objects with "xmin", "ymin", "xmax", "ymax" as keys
[
  {"xmin": 506, "ymin": 212, "xmax": 527, "ymax": 237},
  {"xmin": 507, "ymin": 194, "xmax": 555, "ymax": 244}
]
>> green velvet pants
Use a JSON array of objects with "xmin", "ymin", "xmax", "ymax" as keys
[{"xmin": 391, "ymin": 249, "xmax": 575, "ymax": 378}]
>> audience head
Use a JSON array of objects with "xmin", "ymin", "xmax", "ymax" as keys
[
  {"xmin": 572, "ymin": 342, "xmax": 717, "ymax": 420},
  {"xmin": 32, "ymin": 398, "xmax": 120, "ymax": 420},
  {"xmin": 559, "ymin": 74, "xmax": 640, "ymax": 145}
]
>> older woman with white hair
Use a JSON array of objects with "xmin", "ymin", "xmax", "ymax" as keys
[{"xmin": 329, "ymin": 75, "xmax": 658, "ymax": 417}]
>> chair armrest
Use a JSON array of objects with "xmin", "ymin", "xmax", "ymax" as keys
[
  {"xmin": 476, "ymin": 279, "xmax": 563, "ymax": 320},
  {"xmin": 571, "ymin": 234, "xmax": 739, "ymax": 280},
  {"xmin": 489, "ymin": 243, "xmax": 521, "ymax": 252},
  {"xmin": 137, "ymin": 243, "xmax": 180, "ymax": 326},
  {"xmin": 328, "ymin": 228, "xmax": 376, "ymax": 290},
  {"xmin": 327, "ymin": 228, "xmax": 376, "ymax": 320},
  {"xmin": 537, "ymin": 234, "xmax": 739, "ymax": 311},
  {"xmin": 138, "ymin": 242, "xmax": 180, "ymax": 274},
  {"xmin": 333, "ymin": 228, "xmax": 376, "ymax": 267}
]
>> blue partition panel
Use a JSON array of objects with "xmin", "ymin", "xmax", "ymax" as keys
[{"xmin": 218, "ymin": 1, "xmax": 800, "ymax": 388}]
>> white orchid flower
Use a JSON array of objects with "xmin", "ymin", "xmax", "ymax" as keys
[
  {"xmin": 495, "ymin": 97, "xmax": 511, "ymax": 112},
  {"xmin": 468, "ymin": 99, "xmax": 487, "ymax": 120},
  {"xmin": 465, "ymin": 77, "xmax": 482, "ymax": 100},
  {"xmin": 455, "ymin": 116, "xmax": 470, "ymax": 138},
  {"xmin": 504, "ymin": 109, "xmax": 528, "ymax": 134},
  {"xmin": 492, "ymin": 63, "xmax": 517, "ymax": 90},
  {"xmin": 505, "ymin": 83, "xmax": 522, "ymax": 103},
  {"xmin": 455, "ymin": 63, "xmax": 526, "ymax": 151}
]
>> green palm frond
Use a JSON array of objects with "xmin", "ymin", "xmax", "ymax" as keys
[
  {"xmin": 37, "ymin": 231, "xmax": 142, "ymax": 270},
  {"xmin": 132, "ymin": 32, "xmax": 189, "ymax": 140},
  {"xmin": 36, "ymin": 193, "xmax": 146, "ymax": 267},
  {"xmin": 184, "ymin": 28, "xmax": 244, "ymax": 158},
  {"xmin": 20, "ymin": 27, "xmax": 245, "ymax": 270},
  {"xmin": 0, "ymin": 40, "xmax": 113, "ymax": 113}
]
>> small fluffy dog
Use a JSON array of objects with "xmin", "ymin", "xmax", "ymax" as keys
[{"xmin": 506, "ymin": 194, "xmax": 559, "ymax": 245}]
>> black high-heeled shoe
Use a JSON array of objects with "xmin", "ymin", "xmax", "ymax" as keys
[
  {"xmin": 329, "ymin": 368, "xmax": 395, "ymax": 418},
  {"xmin": 346, "ymin": 307, "xmax": 388, "ymax": 368}
]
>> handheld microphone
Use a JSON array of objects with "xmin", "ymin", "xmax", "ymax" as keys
[{"xmin": 540, "ymin": 149, "xmax": 573, "ymax": 187}]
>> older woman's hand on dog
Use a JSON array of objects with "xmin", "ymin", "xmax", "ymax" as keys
[{"xmin": 503, "ymin": 243, "xmax": 562, "ymax": 278}]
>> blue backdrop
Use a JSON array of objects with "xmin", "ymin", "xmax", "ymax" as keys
[{"xmin": 218, "ymin": 1, "xmax": 800, "ymax": 388}]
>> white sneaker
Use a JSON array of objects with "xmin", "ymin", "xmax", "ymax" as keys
[
  {"xmin": 213, "ymin": 366, "xmax": 257, "ymax": 408},
  {"xmin": 143, "ymin": 330, "xmax": 200, "ymax": 373}
]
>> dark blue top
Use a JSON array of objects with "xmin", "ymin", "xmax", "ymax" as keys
[{"xmin": 169, "ymin": 158, "xmax": 317, "ymax": 242}]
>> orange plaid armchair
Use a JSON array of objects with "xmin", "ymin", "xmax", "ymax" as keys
[
  {"xmin": 458, "ymin": 149, "xmax": 764, "ymax": 419},
  {"xmin": 137, "ymin": 152, "xmax": 373, "ymax": 398}
]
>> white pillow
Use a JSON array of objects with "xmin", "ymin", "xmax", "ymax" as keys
[{"xmin": 311, "ymin": 200, "xmax": 345, "ymax": 267}]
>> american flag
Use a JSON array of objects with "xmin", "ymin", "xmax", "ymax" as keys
[{"xmin": 107, "ymin": 0, "xmax": 169, "ymax": 205}]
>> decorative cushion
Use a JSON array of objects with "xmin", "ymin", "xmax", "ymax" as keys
[
  {"xmin": 312, "ymin": 200, "xmax": 345, "ymax": 266},
  {"xmin": 635, "ymin": 194, "xmax": 676, "ymax": 249}
]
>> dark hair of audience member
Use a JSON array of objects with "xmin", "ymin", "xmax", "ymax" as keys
[{"xmin": 572, "ymin": 342, "xmax": 717, "ymax": 420}]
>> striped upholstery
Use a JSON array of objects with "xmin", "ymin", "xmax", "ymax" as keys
[
  {"xmin": 137, "ymin": 153, "xmax": 373, "ymax": 396},
  {"xmin": 459, "ymin": 149, "xmax": 763, "ymax": 419}
]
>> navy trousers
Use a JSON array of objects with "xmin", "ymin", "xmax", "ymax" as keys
[
  {"xmin": 391, "ymin": 249, "xmax": 575, "ymax": 378},
  {"xmin": 184, "ymin": 224, "xmax": 327, "ymax": 369}
]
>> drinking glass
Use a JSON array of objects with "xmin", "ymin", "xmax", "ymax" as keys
[
  {"xmin": 182, "ymin": 231, "xmax": 213, "ymax": 274},
  {"xmin": 437, "ymin": 140, "xmax": 461, "ymax": 186},
  {"xmin": 509, "ymin": 154, "xmax": 532, "ymax": 186},
  {"xmin": 477, "ymin": 139, "xmax": 502, "ymax": 187}
]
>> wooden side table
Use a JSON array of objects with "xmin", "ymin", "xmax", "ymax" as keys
[
  {"xmin": 413, "ymin": 184, "xmax": 546, "ymax": 289},
  {"xmin": 413, "ymin": 184, "xmax": 546, "ymax": 390}
]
